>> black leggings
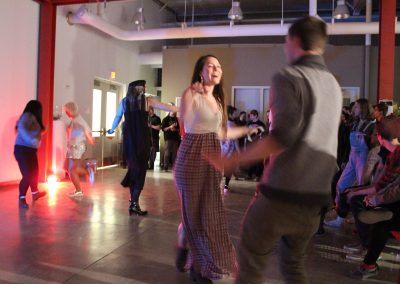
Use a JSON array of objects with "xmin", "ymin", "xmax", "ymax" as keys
[
  {"xmin": 14, "ymin": 145, "xmax": 39, "ymax": 198},
  {"xmin": 130, "ymin": 185, "xmax": 142, "ymax": 203}
]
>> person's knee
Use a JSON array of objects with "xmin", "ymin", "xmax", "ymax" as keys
[{"xmin": 349, "ymin": 194, "xmax": 365, "ymax": 210}]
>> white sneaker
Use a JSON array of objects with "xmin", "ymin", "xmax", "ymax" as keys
[
  {"xmin": 68, "ymin": 191, "xmax": 83, "ymax": 197},
  {"xmin": 88, "ymin": 167, "xmax": 95, "ymax": 185},
  {"xmin": 324, "ymin": 217, "xmax": 344, "ymax": 228},
  {"xmin": 345, "ymin": 248, "xmax": 367, "ymax": 261},
  {"xmin": 344, "ymin": 242, "xmax": 364, "ymax": 253}
]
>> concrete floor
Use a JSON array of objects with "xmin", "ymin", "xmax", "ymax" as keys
[{"xmin": 0, "ymin": 167, "xmax": 399, "ymax": 284}]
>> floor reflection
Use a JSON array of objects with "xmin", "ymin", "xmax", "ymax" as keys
[{"xmin": 0, "ymin": 167, "xmax": 398, "ymax": 283}]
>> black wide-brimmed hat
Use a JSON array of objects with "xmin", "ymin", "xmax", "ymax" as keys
[{"xmin": 128, "ymin": 80, "xmax": 146, "ymax": 88}]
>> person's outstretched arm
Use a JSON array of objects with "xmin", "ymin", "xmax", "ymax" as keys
[
  {"xmin": 148, "ymin": 97, "xmax": 179, "ymax": 113},
  {"xmin": 107, "ymin": 99, "xmax": 124, "ymax": 134}
]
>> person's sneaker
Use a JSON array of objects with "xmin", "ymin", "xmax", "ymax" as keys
[
  {"xmin": 358, "ymin": 208, "xmax": 393, "ymax": 224},
  {"xmin": 223, "ymin": 185, "xmax": 230, "ymax": 194},
  {"xmin": 324, "ymin": 216, "xmax": 344, "ymax": 228},
  {"xmin": 19, "ymin": 198, "xmax": 29, "ymax": 209},
  {"xmin": 344, "ymin": 241, "xmax": 364, "ymax": 253},
  {"xmin": 32, "ymin": 191, "xmax": 46, "ymax": 201},
  {"xmin": 68, "ymin": 191, "xmax": 83, "ymax": 197},
  {"xmin": 349, "ymin": 263, "xmax": 379, "ymax": 280},
  {"xmin": 345, "ymin": 249, "xmax": 368, "ymax": 261},
  {"xmin": 88, "ymin": 167, "xmax": 95, "ymax": 186}
]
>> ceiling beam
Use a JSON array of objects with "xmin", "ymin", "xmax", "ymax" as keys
[
  {"xmin": 33, "ymin": 0, "xmax": 125, "ymax": 6},
  {"xmin": 151, "ymin": 0, "xmax": 179, "ymax": 21}
]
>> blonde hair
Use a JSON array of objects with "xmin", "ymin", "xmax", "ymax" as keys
[{"xmin": 63, "ymin": 102, "xmax": 79, "ymax": 117}]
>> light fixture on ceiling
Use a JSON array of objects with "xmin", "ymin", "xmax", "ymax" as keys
[
  {"xmin": 132, "ymin": 0, "xmax": 145, "ymax": 30},
  {"xmin": 228, "ymin": 1, "xmax": 243, "ymax": 21},
  {"xmin": 96, "ymin": 0, "xmax": 108, "ymax": 20},
  {"xmin": 333, "ymin": 0, "xmax": 350, "ymax": 19},
  {"xmin": 181, "ymin": 0, "xmax": 187, "ymax": 29}
]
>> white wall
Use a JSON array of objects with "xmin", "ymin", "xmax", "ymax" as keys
[
  {"xmin": 54, "ymin": 3, "xmax": 141, "ymax": 120},
  {"xmin": 54, "ymin": 1, "xmax": 171, "ymax": 111},
  {"xmin": 0, "ymin": 0, "xmax": 39, "ymax": 183},
  {"xmin": 53, "ymin": 1, "xmax": 166, "ymax": 161}
]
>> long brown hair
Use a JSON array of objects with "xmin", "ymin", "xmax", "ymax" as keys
[
  {"xmin": 191, "ymin": 54, "xmax": 227, "ymax": 129},
  {"xmin": 355, "ymin": 98, "xmax": 371, "ymax": 120},
  {"xmin": 17, "ymin": 100, "xmax": 45, "ymax": 130}
]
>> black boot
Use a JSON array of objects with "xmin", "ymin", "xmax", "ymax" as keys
[
  {"xmin": 175, "ymin": 247, "xmax": 189, "ymax": 272},
  {"xmin": 128, "ymin": 201, "xmax": 148, "ymax": 216}
]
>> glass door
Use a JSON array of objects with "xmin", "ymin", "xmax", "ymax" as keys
[{"xmin": 91, "ymin": 79, "xmax": 123, "ymax": 168}]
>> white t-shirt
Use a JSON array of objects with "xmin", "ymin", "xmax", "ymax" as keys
[{"xmin": 67, "ymin": 115, "xmax": 91, "ymax": 145}]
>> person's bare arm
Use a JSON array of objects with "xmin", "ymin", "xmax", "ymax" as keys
[
  {"xmin": 85, "ymin": 129, "xmax": 95, "ymax": 145},
  {"xmin": 148, "ymin": 97, "xmax": 179, "ymax": 113},
  {"xmin": 208, "ymin": 134, "xmax": 285, "ymax": 173}
]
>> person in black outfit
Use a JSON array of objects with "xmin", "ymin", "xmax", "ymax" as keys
[
  {"xmin": 246, "ymin": 109, "xmax": 266, "ymax": 181},
  {"xmin": 236, "ymin": 111, "xmax": 247, "ymax": 150},
  {"xmin": 148, "ymin": 106, "xmax": 161, "ymax": 170},
  {"xmin": 222, "ymin": 105, "xmax": 240, "ymax": 192},
  {"xmin": 108, "ymin": 80, "xmax": 178, "ymax": 216},
  {"xmin": 161, "ymin": 104, "xmax": 180, "ymax": 171}
]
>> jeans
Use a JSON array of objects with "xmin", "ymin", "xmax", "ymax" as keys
[
  {"xmin": 237, "ymin": 193, "xmax": 320, "ymax": 284},
  {"xmin": 337, "ymin": 149, "xmax": 368, "ymax": 200},
  {"xmin": 14, "ymin": 145, "xmax": 39, "ymax": 197}
]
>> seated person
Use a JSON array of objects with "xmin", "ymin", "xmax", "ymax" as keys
[
  {"xmin": 343, "ymin": 115, "xmax": 400, "ymax": 279},
  {"xmin": 350, "ymin": 176, "xmax": 400, "ymax": 280},
  {"xmin": 341, "ymin": 115, "xmax": 400, "ymax": 254}
]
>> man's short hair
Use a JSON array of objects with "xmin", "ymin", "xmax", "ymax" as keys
[
  {"xmin": 249, "ymin": 109, "xmax": 259, "ymax": 117},
  {"xmin": 227, "ymin": 105, "xmax": 237, "ymax": 116},
  {"xmin": 373, "ymin": 103, "xmax": 389, "ymax": 116},
  {"xmin": 288, "ymin": 16, "xmax": 328, "ymax": 53},
  {"xmin": 377, "ymin": 114, "xmax": 400, "ymax": 141}
]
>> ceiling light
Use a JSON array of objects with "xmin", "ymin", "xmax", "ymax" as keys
[
  {"xmin": 228, "ymin": 1, "xmax": 243, "ymax": 21},
  {"xmin": 132, "ymin": 7, "xmax": 145, "ymax": 30},
  {"xmin": 132, "ymin": 0, "xmax": 145, "ymax": 30},
  {"xmin": 333, "ymin": 0, "xmax": 350, "ymax": 19}
]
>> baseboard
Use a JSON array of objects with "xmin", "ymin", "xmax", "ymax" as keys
[{"xmin": 0, "ymin": 180, "xmax": 19, "ymax": 187}]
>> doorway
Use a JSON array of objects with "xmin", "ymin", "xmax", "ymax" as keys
[{"xmin": 91, "ymin": 79, "xmax": 124, "ymax": 168}]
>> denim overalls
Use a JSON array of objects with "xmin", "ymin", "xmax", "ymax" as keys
[{"xmin": 337, "ymin": 120, "xmax": 374, "ymax": 195}]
